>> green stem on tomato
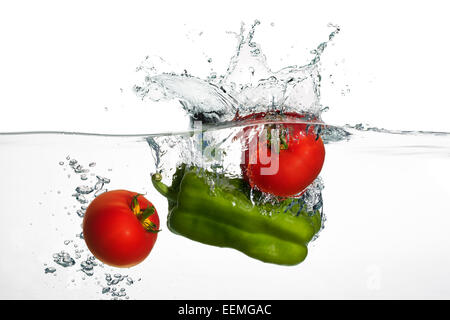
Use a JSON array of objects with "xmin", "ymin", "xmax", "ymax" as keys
[{"xmin": 140, "ymin": 206, "xmax": 155, "ymax": 220}]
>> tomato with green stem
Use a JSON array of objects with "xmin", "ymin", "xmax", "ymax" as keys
[
  {"xmin": 239, "ymin": 112, "xmax": 325, "ymax": 198},
  {"xmin": 83, "ymin": 190, "xmax": 160, "ymax": 268}
]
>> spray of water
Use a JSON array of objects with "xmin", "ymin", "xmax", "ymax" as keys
[{"xmin": 134, "ymin": 20, "xmax": 340, "ymax": 123}]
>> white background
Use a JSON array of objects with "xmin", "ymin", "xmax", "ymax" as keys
[
  {"xmin": 1, "ymin": 0, "xmax": 450, "ymax": 300},
  {"xmin": 1, "ymin": 0, "xmax": 450, "ymax": 133}
]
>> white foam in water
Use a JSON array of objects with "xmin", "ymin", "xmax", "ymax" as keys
[{"xmin": 0, "ymin": 21, "xmax": 449, "ymax": 300}]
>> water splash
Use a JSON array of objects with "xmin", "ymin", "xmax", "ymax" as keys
[{"xmin": 134, "ymin": 21, "xmax": 340, "ymax": 123}]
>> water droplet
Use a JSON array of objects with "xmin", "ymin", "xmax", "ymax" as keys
[
  {"xmin": 44, "ymin": 267, "xmax": 56, "ymax": 274},
  {"xmin": 73, "ymin": 164, "xmax": 85, "ymax": 173},
  {"xmin": 94, "ymin": 181, "xmax": 104, "ymax": 191},
  {"xmin": 94, "ymin": 189, "xmax": 107, "ymax": 197},
  {"xmin": 75, "ymin": 186, "xmax": 94, "ymax": 194},
  {"xmin": 73, "ymin": 194, "xmax": 88, "ymax": 204},
  {"xmin": 96, "ymin": 176, "xmax": 110, "ymax": 184},
  {"xmin": 76, "ymin": 210, "xmax": 85, "ymax": 218},
  {"xmin": 53, "ymin": 251, "xmax": 75, "ymax": 267},
  {"xmin": 250, "ymin": 48, "xmax": 260, "ymax": 56}
]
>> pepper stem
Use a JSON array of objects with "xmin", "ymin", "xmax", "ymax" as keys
[{"xmin": 151, "ymin": 173, "xmax": 177, "ymax": 202}]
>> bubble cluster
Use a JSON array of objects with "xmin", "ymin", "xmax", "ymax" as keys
[
  {"xmin": 46, "ymin": 158, "xmax": 141, "ymax": 299},
  {"xmin": 80, "ymin": 256, "xmax": 97, "ymax": 276},
  {"xmin": 102, "ymin": 273, "xmax": 137, "ymax": 300},
  {"xmin": 53, "ymin": 251, "xmax": 76, "ymax": 267}
]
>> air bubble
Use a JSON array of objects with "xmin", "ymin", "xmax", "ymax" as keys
[
  {"xmin": 45, "ymin": 267, "xmax": 56, "ymax": 274},
  {"xmin": 53, "ymin": 251, "xmax": 75, "ymax": 267},
  {"xmin": 75, "ymin": 186, "xmax": 94, "ymax": 194},
  {"xmin": 94, "ymin": 189, "xmax": 107, "ymax": 197},
  {"xmin": 96, "ymin": 176, "xmax": 111, "ymax": 184}
]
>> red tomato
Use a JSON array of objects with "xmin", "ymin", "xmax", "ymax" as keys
[
  {"xmin": 239, "ymin": 112, "xmax": 325, "ymax": 197},
  {"xmin": 83, "ymin": 190, "xmax": 160, "ymax": 268}
]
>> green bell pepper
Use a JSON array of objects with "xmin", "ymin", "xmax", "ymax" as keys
[{"xmin": 151, "ymin": 165, "xmax": 322, "ymax": 266}]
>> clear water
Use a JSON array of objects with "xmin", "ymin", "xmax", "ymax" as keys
[
  {"xmin": 1, "ymin": 127, "xmax": 449, "ymax": 299},
  {"xmin": 1, "ymin": 21, "xmax": 449, "ymax": 299}
]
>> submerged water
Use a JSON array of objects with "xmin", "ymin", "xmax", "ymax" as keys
[
  {"xmin": 1, "ymin": 21, "xmax": 449, "ymax": 299},
  {"xmin": 0, "ymin": 126, "xmax": 449, "ymax": 299}
]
